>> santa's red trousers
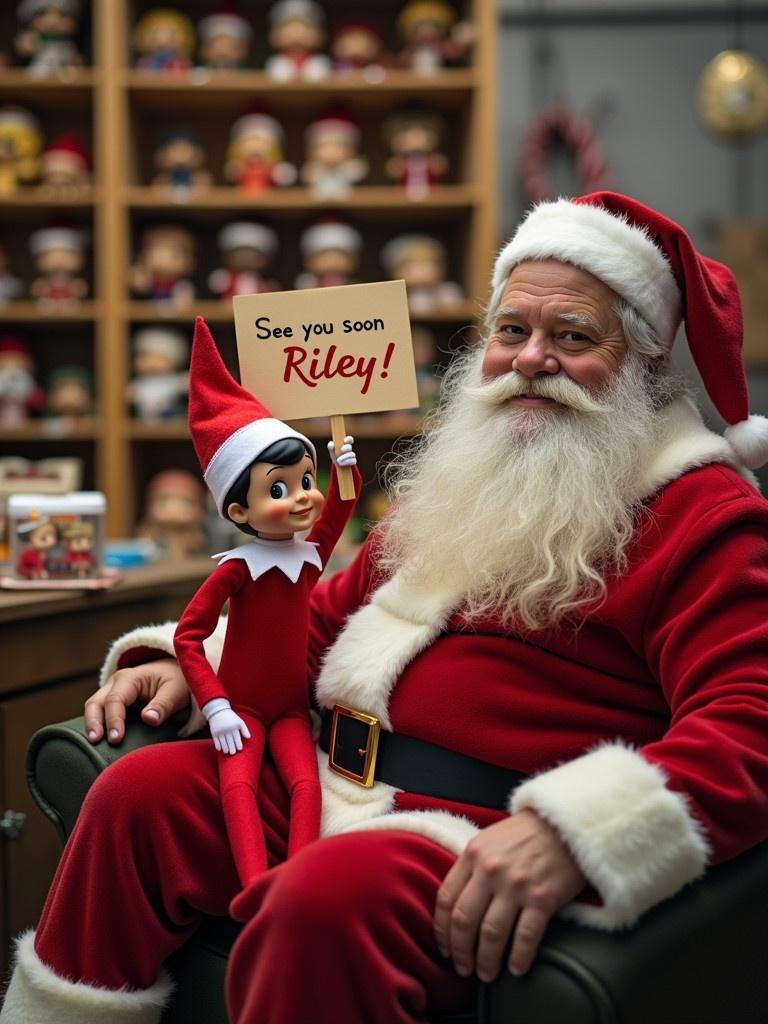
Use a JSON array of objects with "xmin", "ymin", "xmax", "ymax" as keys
[{"xmin": 34, "ymin": 739, "xmax": 476, "ymax": 1023}]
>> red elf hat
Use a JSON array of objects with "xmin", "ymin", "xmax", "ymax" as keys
[
  {"xmin": 492, "ymin": 191, "xmax": 768, "ymax": 470},
  {"xmin": 188, "ymin": 317, "xmax": 315, "ymax": 516}
]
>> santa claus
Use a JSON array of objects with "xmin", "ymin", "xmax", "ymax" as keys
[{"xmin": 5, "ymin": 192, "xmax": 768, "ymax": 1024}]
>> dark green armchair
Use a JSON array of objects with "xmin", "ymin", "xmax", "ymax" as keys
[{"xmin": 27, "ymin": 715, "xmax": 768, "ymax": 1024}]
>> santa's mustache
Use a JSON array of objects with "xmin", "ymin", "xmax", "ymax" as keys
[{"xmin": 465, "ymin": 370, "xmax": 610, "ymax": 414}]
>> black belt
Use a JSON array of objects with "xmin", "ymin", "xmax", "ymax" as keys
[{"xmin": 319, "ymin": 704, "xmax": 527, "ymax": 811}]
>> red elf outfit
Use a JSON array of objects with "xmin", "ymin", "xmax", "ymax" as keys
[{"xmin": 173, "ymin": 317, "xmax": 360, "ymax": 886}]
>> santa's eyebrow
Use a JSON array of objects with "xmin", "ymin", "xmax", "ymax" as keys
[
  {"xmin": 555, "ymin": 311, "xmax": 603, "ymax": 334},
  {"xmin": 494, "ymin": 306, "xmax": 522, "ymax": 321}
]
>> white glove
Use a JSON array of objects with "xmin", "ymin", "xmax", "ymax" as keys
[
  {"xmin": 202, "ymin": 698, "xmax": 251, "ymax": 756},
  {"xmin": 327, "ymin": 435, "xmax": 357, "ymax": 468}
]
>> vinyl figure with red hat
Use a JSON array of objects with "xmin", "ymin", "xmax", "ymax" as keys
[
  {"xmin": 133, "ymin": 8, "xmax": 195, "ymax": 72},
  {"xmin": 28, "ymin": 222, "xmax": 88, "ymax": 308},
  {"xmin": 329, "ymin": 20, "xmax": 388, "ymax": 80},
  {"xmin": 15, "ymin": 0, "xmax": 84, "ymax": 77},
  {"xmin": 173, "ymin": 318, "xmax": 361, "ymax": 888},
  {"xmin": 383, "ymin": 103, "xmax": 449, "ymax": 200},
  {"xmin": 295, "ymin": 219, "xmax": 363, "ymax": 289},
  {"xmin": 14, "ymin": 511, "xmax": 56, "ymax": 579},
  {"xmin": 265, "ymin": 0, "xmax": 331, "ymax": 81},
  {"xmin": 396, "ymin": 0, "xmax": 474, "ymax": 73},
  {"xmin": 129, "ymin": 224, "xmax": 196, "ymax": 306},
  {"xmin": 0, "ymin": 105, "xmax": 42, "ymax": 195},
  {"xmin": 197, "ymin": 4, "xmax": 253, "ymax": 70},
  {"xmin": 300, "ymin": 107, "xmax": 368, "ymax": 199},
  {"xmin": 208, "ymin": 221, "xmax": 281, "ymax": 299},
  {"xmin": 40, "ymin": 134, "xmax": 91, "ymax": 191},
  {"xmin": 0, "ymin": 334, "xmax": 44, "ymax": 426},
  {"xmin": 224, "ymin": 109, "xmax": 297, "ymax": 194}
]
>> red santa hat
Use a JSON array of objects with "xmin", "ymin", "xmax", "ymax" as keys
[
  {"xmin": 492, "ymin": 191, "xmax": 768, "ymax": 470},
  {"xmin": 305, "ymin": 106, "xmax": 361, "ymax": 143},
  {"xmin": 188, "ymin": 317, "xmax": 315, "ymax": 516},
  {"xmin": 42, "ymin": 135, "xmax": 91, "ymax": 170}
]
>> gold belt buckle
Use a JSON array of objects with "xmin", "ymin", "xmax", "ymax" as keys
[{"xmin": 328, "ymin": 703, "xmax": 381, "ymax": 788}]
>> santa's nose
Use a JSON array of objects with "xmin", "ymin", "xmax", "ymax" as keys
[{"xmin": 512, "ymin": 333, "xmax": 560, "ymax": 377}]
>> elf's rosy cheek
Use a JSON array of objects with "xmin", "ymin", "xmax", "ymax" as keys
[{"xmin": 268, "ymin": 503, "xmax": 289, "ymax": 520}]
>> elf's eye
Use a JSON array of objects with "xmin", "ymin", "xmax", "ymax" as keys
[
  {"xmin": 301, "ymin": 474, "xmax": 313, "ymax": 491},
  {"xmin": 270, "ymin": 481, "xmax": 288, "ymax": 500}
]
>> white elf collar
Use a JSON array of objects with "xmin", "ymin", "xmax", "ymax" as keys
[{"xmin": 213, "ymin": 535, "xmax": 323, "ymax": 583}]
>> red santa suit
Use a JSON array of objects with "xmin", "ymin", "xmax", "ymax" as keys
[{"xmin": 174, "ymin": 463, "xmax": 360, "ymax": 884}]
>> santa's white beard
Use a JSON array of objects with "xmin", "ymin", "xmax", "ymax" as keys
[{"xmin": 378, "ymin": 348, "xmax": 681, "ymax": 631}]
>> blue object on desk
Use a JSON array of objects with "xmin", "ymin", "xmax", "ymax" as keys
[{"xmin": 104, "ymin": 539, "xmax": 158, "ymax": 567}]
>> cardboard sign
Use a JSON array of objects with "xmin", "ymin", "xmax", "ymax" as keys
[{"xmin": 233, "ymin": 280, "xmax": 418, "ymax": 420}]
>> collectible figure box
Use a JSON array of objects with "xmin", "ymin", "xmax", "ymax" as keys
[{"xmin": 4, "ymin": 491, "xmax": 116, "ymax": 589}]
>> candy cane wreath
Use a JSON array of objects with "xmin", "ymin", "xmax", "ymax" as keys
[{"xmin": 519, "ymin": 103, "xmax": 609, "ymax": 204}]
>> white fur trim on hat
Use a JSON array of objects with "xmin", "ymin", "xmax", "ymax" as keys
[
  {"xmin": 268, "ymin": 0, "xmax": 324, "ymax": 26},
  {"xmin": 300, "ymin": 222, "xmax": 362, "ymax": 256},
  {"xmin": 29, "ymin": 227, "xmax": 84, "ymax": 254},
  {"xmin": 205, "ymin": 417, "xmax": 316, "ymax": 515},
  {"xmin": 0, "ymin": 931, "xmax": 172, "ymax": 1024},
  {"xmin": 493, "ymin": 199, "xmax": 682, "ymax": 348},
  {"xmin": 724, "ymin": 415, "xmax": 768, "ymax": 471},
  {"xmin": 218, "ymin": 221, "xmax": 277, "ymax": 254},
  {"xmin": 133, "ymin": 327, "xmax": 188, "ymax": 363},
  {"xmin": 199, "ymin": 13, "xmax": 252, "ymax": 40},
  {"xmin": 231, "ymin": 113, "xmax": 283, "ymax": 141},
  {"xmin": 509, "ymin": 742, "xmax": 710, "ymax": 929}
]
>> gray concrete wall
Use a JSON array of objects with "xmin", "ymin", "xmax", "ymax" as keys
[{"xmin": 496, "ymin": 1, "xmax": 768, "ymax": 482}]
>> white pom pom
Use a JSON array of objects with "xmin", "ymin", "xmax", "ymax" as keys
[{"xmin": 724, "ymin": 415, "xmax": 768, "ymax": 470}]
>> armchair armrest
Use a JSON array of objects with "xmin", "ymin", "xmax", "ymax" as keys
[
  {"xmin": 27, "ymin": 713, "xmax": 181, "ymax": 843},
  {"xmin": 479, "ymin": 839, "xmax": 768, "ymax": 1024}
]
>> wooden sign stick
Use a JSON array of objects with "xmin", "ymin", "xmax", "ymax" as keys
[{"xmin": 330, "ymin": 414, "xmax": 356, "ymax": 501}]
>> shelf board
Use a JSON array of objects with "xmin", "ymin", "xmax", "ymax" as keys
[
  {"xmin": 124, "ymin": 68, "xmax": 476, "ymax": 113},
  {"xmin": 0, "ymin": 301, "xmax": 102, "ymax": 322},
  {"xmin": 0, "ymin": 69, "xmax": 97, "ymax": 108},
  {"xmin": 124, "ymin": 185, "xmax": 477, "ymax": 217},
  {"xmin": 0, "ymin": 186, "xmax": 99, "ymax": 212},
  {"xmin": 124, "ymin": 300, "xmax": 480, "ymax": 325},
  {"xmin": 0, "ymin": 416, "xmax": 101, "ymax": 442}
]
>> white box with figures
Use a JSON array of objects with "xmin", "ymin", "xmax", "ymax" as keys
[{"xmin": 3, "ymin": 492, "xmax": 119, "ymax": 590}]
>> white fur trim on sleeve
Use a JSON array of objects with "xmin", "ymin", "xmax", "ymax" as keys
[
  {"xmin": 509, "ymin": 743, "xmax": 710, "ymax": 930},
  {"xmin": 0, "ymin": 931, "xmax": 172, "ymax": 1024}
]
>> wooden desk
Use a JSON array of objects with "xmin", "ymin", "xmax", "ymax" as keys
[{"xmin": 0, "ymin": 558, "xmax": 212, "ymax": 976}]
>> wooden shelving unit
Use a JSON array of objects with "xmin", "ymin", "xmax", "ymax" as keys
[{"xmin": 0, "ymin": 0, "xmax": 497, "ymax": 537}]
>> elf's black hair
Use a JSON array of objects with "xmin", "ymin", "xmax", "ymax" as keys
[{"xmin": 223, "ymin": 437, "xmax": 314, "ymax": 536}]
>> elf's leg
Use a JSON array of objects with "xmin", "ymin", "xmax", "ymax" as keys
[
  {"xmin": 1, "ymin": 738, "xmax": 290, "ymax": 1024},
  {"xmin": 226, "ymin": 830, "xmax": 477, "ymax": 1024},
  {"xmin": 267, "ymin": 713, "xmax": 321, "ymax": 856},
  {"xmin": 219, "ymin": 713, "xmax": 268, "ymax": 886}
]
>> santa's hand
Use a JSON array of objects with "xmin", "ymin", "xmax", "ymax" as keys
[
  {"xmin": 327, "ymin": 435, "xmax": 357, "ymax": 467},
  {"xmin": 433, "ymin": 810, "xmax": 586, "ymax": 981},
  {"xmin": 202, "ymin": 699, "xmax": 251, "ymax": 755},
  {"xmin": 85, "ymin": 658, "xmax": 191, "ymax": 745}
]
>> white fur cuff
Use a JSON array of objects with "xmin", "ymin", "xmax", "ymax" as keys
[
  {"xmin": 0, "ymin": 932, "xmax": 173, "ymax": 1024},
  {"xmin": 509, "ymin": 744, "xmax": 710, "ymax": 929}
]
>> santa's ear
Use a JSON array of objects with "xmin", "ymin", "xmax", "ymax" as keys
[{"xmin": 226, "ymin": 502, "xmax": 248, "ymax": 524}]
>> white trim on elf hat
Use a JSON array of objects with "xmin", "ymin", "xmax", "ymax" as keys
[
  {"xmin": 189, "ymin": 317, "xmax": 315, "ymax": 517},
  {"xmin": 491, "ymin": 191, "xmax": 768, "ymax": 470}
]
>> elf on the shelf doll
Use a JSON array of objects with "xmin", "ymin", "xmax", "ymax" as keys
[{"xmin": 173, "ymin": 318, "xmax": 361, "ymax": 888}]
